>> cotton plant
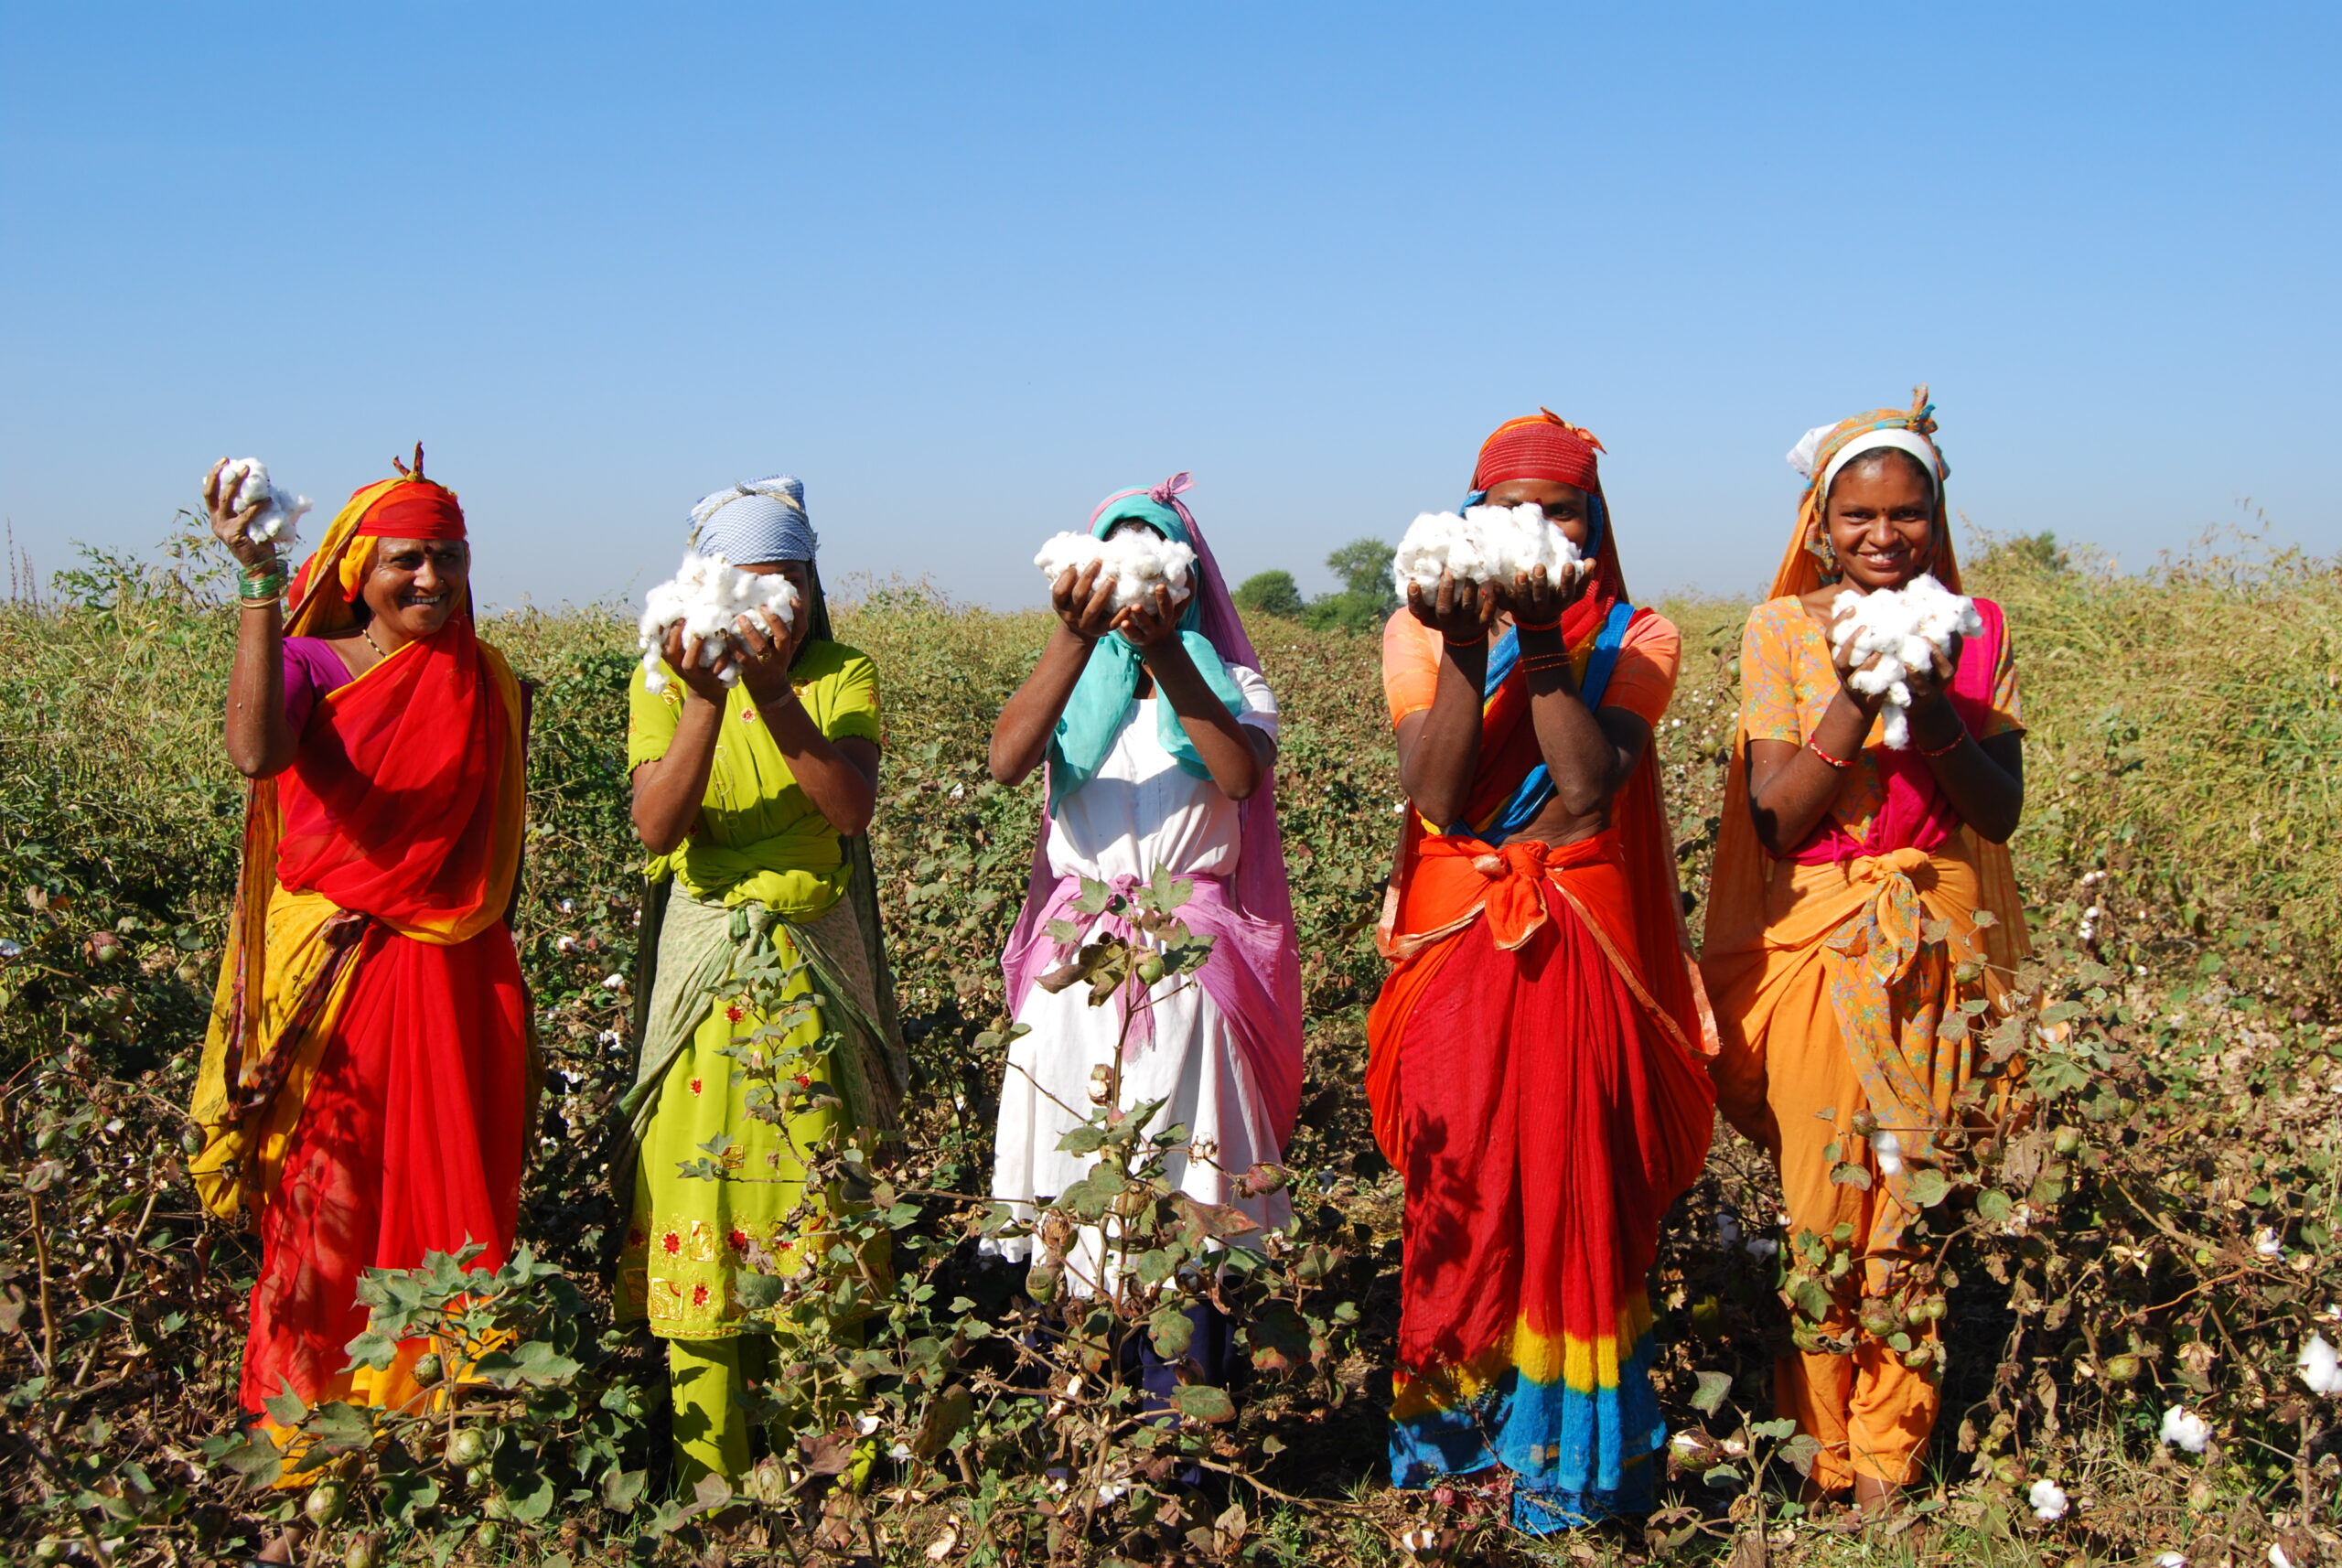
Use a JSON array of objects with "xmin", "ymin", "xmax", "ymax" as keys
[
  {"xmin": 1391, "ymin": 502, "xmax": 1583, "ymax": 596},
  {"xmin": 214, "ymin": 457, "xmax": 313, "ymax": 546},
  {"xmin": 1828, "ymin": 572, "xmax": 1984, "ymax": 748},
  {"xmin": 2028, "ymin": 1477, "xmax": 2070, "ymax": 1522},
  {"xmin": 636, "ymin": 550, "xmax": 800, "ymax": 695},
  {"xmin": 1032, "ymin": 529, "xmax": 1198, "ymax": 613}
]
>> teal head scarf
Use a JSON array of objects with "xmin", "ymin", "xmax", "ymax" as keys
[{"xmin": 1047, "ymin": 483, "xmax": 1249, "ymax": 811}]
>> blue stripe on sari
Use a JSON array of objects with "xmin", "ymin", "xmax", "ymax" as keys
[{"xmin": 1452, "ymin": 600, "xmax": 1638, "ymax": 842}]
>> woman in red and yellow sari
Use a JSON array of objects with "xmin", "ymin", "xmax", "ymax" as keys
[
  {"xmin": 188, "ymin": 450, "xmax": 531, "ymax": 1517},
  {"xmin": 1703, "ymin": 391, "xmax": 2027, "ymax": 1512},
  {"xmin": 1368, "ymin": 413, "xmax": 1715, "ymax": 1532}
]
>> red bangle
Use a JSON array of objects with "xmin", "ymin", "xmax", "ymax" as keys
[
  {"xmin": 1520, "ymin": 651, "xmax": 1573, "ymax": 672},
  {"xmin": 1513, "ymin": 617, "xmax": 1562, "ymax": 633},
  {"xmin": 1807, "ymin": 736, "xmax": 1853, "ymax": 769},
  {"xmin": 1442, "ymin": 630, "xmax": 1485, "ymax": 649},
  {"xmin": 1918, "ymin": 726, "xmax": 1966, "ymax": 757}
]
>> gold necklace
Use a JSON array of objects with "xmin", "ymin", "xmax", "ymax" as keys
[{"xmin": 360, "ymin": 621, "xmax": 392, "ymax": 661}]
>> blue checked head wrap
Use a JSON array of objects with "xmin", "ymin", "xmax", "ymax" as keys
[
  {"xmin": 690, "ymin": 475, "xmax": 817, "ymax": 564},
  {"xmin": 686, "ymin": 473, "xmax": 832, "ymax": 642}
]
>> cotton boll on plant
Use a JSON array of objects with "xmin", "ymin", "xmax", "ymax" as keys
[
  {"xmin": 214, "ymin": 458, "xmax": 313, "ymax": 546},
  {"xmin": 1828, "ymin": 573, "xmax": 1983, "ymax": 749},
  {"xmin": 2160, "ymin": 1403, "xmax": 2212, "ymax": 1453},
  {"xmin": 2298, "ymin": 1333, "xmax": 2342, "ymax": 1395},
  {"xmin": 1033, "ymin": 530, "xmax": 1198, "ymax": 613},
  {"xmin": 1392, "ymin": 503, "xmax": 1584, "ymax": 596},
  {"xmin": 2028, "ymin": 1478, "xmax": 2069, "ymax": 1522},
  {"xmin": 636, "ymin": 551, "xmax": 800, "ymax": 695}
]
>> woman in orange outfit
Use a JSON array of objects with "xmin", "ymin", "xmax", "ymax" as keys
[{"xmin": 1702, "ymin": 389, "xmax": 2029, "ymax": 1511}]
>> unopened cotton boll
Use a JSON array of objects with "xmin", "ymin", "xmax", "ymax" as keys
[
  {"xmin": 1033, "ymin": 530, "xmax": 1198, "ymax": 612},
  {"xmin": 636, "ymin": 551, "xmax": 800, "ymax": 694},
  {"xmin": 2028, "ymin": 1478, "xmax": 2069, "ymax": 1522},
  {"xmin": 1828, "ymin": 573, "xmax": 1984, "ymax": 749},
  {"xmin": 215, "ymin": 458, "xmax": 313, "ymax": 546},
  {"xmin": 2160, "ymin": 1403, "xmax": 2212, "ymax": 1454},
  {"xmin": 1392, "ymin": 503, "xmax": 1583, "ymax": 595},
  {"xmin": 2298, "ymin": 1333, "xmax": 2342, "ymax": 1395}
]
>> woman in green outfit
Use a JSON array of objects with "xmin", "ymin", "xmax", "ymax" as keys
[{"xmin": 615, "ymin": 475, "xmax": 908, "ymax": 1483}]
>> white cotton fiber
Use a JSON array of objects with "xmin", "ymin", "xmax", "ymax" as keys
[
  {"xmin": 215, "ymin": 458, "xmax": 312, "ymax": 546},
  {"xmin": 1033, "ymin": 530, "xmax": 1198, "ymax": 613},
  {"xmin": 2299, "ymin": 1333, "xmax": 2342, "ymax": 1396},
  {"xmin": 1827, "ymin": 573, "xmax": 1983, "ymax": 749},
  {"xmin": 1391, "ymin": 503, "xmax": 1583, "ymax": 596},
  {"xmin": 2159, "ymin": 1403, "xmax": 2212, "ymax": 1454},
  {"xmin": 637, "ymin": 551, "xmax": 800, "ymax": 695}
]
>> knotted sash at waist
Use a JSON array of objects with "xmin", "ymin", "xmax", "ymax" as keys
[{"xmin": 1368, "ymin": 832, "xmax": 1701, "ymax": 1165}]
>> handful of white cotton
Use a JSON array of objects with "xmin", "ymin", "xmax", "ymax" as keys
[
  {"xmin": 1033, "ymin": 530, "xmax": 1198, "ymax": 613},
  {"xmin": 636, "ymin": 551, "xmax": 800, "ymax": 695},
  {"xmin": 1391, "ymin": 503, "xmax": 1583, "ymax": 596},
  {"xmin": 1827, "ymin": 573, "xmax": 1983, "ymax": 749},
  {"xmin": 213, "ymin": 458, "xmax": 312, "ymax": 546}
]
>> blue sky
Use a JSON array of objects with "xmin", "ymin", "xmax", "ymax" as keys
[{"xmin": 4, "ymin": 4, "xmax": 2335, "ymax": 611}]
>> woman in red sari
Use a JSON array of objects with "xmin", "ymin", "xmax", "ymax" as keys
[
  {"xmin": 188, "ymin": 449, "xmax": 531, "ymax": 1554},
  {"xmin": 1369, "ymin": 413, "xmax": 1715, "ymax": 1531}
]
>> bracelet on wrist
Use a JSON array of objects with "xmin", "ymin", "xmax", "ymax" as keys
[
  {"xmin": 1807, "ymin": 736, "xmax": 1854, "ymax": 769},
  {"xmin": 1441, "ymin": 630, "xmax": 1486, "ymax": 650},
  {"xmin": 1917, "ymin": 725, "xmax": 1965, "ymax": 757},
  {"xmin": 1513, "ymin": 617, "xmax": 1563, "ymax": 634},
  {"xmin": 1520, "ymin": 651, "xmax": 1573, "ymax": 673}
]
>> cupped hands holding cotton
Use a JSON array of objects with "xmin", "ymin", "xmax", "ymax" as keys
[
  {"xmin": 1391, "ymin": 503, "xmax": 1584, "ymax": 597},
  {"xmin": 212, "ymin": 458, "xmax": 313, "ymax": 546},
  {"xmin": 1033, "ymin": 529, "xmax": 1198, "ymax": 613},
  {"xmin": 637, "ymin": 551, "xmax": 800, "ymax": 695},
  {"xmin": 1828, "ymin": 573, "xmax": 1983, "ymax": 748}
]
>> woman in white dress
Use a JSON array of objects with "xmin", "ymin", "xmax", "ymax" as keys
[{"xmin": 986, "ymin": 473, "xmax": 1305, "ymax": 1387}]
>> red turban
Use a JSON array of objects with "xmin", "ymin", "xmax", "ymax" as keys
[
  {"xmin": 1472, "ymin": 409, "xmax": 1606, "ymax": 493},
  {"xmin": 354, "ymin": 480, "xmax": 467, "ymax": 541}
]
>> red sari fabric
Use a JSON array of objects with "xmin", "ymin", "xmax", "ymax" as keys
[
  {"xmin": 1374, "ymin": 835, "xmax": 1714, "ymax": 1527},
  {"xmin": 242, "ymin": 926, "xmax": 527, "ymax": 1412},
  {"xmin": 240, "ymin": 616, "xmax": 530, "ymax": 1419}
]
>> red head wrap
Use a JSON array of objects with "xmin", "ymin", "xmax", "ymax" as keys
[
  {"xmin": 353, "ymin": 479, "xmax": 467, "ymax": 541},
  {"xmin": 1471, "ymin": 408, "xmax": 1606, "ymax": 494}
]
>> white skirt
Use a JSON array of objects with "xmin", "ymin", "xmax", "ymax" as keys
[{"xmin": 986, "ymin": 960, "xmax": 1291, "ymax": 1294}]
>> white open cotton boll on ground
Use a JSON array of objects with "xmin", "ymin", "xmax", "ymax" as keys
[
  {"xmin": 637, "ymin": 551, "xmax": 800, "ymax": 694},
  {"xmin": 215, "ymin": 457, "xmax": 313, "ymax": 546},
  {"xmin": 1392, "ymin": 504, "xmax": 1584, "ymax": 596},
  {"xmin": 1828, "ymin": 573, "xmax": 1984, "ymax": 749},
  {"xmin": 1033, "ymin": 530, "xmax": 1198, "ymax": 613}
]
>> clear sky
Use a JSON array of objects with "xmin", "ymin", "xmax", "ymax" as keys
[{"xmin": 4, "ymin": 4, "xmax": 2335, "ymax": 612}]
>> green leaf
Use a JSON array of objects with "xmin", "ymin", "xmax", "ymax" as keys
[
  {"xmin": 600, "ymin": 1466, "xmax": 647, "ymax": 1515},
  {"xmin": 1148, "ymin": 1302, "xmax": 1197, "ymax": 1361},
  {"xmin": 1975, "ymin": 1188, "xmax": 2014, "ymax": 1224},
  {"xmin": 733, "ymin": 1273, "xmax": 786, "ymax": 1310},
  {"xmin": 1749, "ymin": 1417, "xmax": 1798, "ymax": 1442},
  {"xmin": 1790, "ymin": 1277, "xmax": 1835, "ymax": 1325},
  {"xmin": 1243, "ymin": 1302, "xmax": 1312, "ymax": 1375},
  {"xmin": 305, "ymin": 1401, "xmax": 373, "ymax": 1454},
  {"xmin": 1691, "ymin": 1369, "xmax": 1734, "ymax": 1416},
  {"xmin": 1904, "ymin": 1169, "xmax": 1951, "ymax": 1208},
  {"xmin": 1172, "ymin": 1385, "xmax": 1236, "ymax": 1423},
  {"xmin": 261, "ymin": 1381, "xmax": 308, "ymax": 1429},
  {"xmin": 382, "ymin": 1468, "xmax": 439, "ymax": 1523}
]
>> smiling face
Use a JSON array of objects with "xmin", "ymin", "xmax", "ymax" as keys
[
  {"xmin": 1482, "ymin": 478, "xmax": 1594, "ymax": 551},
  {"xmin": 359, "ymin": 537, "xmax": 470, "ymax": 640},
  {"xmin": 1823, "ymin": 452, "xmax": 1939, "ymax": 592}
]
